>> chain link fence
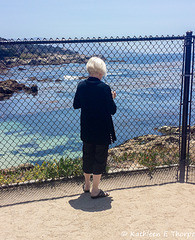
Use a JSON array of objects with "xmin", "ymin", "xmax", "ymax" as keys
[{"xmin": 0, "ymin": 34, "xmax": 194, "ymax": 189}]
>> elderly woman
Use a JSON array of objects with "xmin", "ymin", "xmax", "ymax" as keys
[{"xmin": 73, "ymin": 57, "xmax": 117, "ymax": 198}]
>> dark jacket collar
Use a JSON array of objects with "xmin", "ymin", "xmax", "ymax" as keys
[{"xmin": 86, "ymin": 77, "xmax": 101, "ymax": 85}]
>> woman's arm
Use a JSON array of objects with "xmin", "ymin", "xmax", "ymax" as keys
[
  {"xmin": 73, "ymin": 87, "xmax": 81, "ymax": 109},
  {"xmin": 105, "ymin": 86, "xmax": 117, "ymax": 115}
]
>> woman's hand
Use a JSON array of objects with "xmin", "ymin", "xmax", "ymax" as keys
[{"xmin": 112, "ymin": 91, "xmax": 116, "ymax": 99}]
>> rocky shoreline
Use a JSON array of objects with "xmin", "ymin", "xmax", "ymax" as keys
[
  {"xmin": 0, "ymin": 37, "xmax": 94, "ymax": 73},
  {"xmin": 0, "ymin": 54, "xmax": 90, "ymax": 73},
  {"xmin": 108, "ymin": 125, "xmax": 195, "ymax": 169},
  {"xmin": 0, "ymin": 53, "xmax": 124, "ymax": 75},
  {"xmin": 0, "ymin": 79, "xmax": 38, "ymax": 101},
  {"xmin": 0, "ymin": 51, "xmax": 108, "ymax": 75},
  {"xmin": 0, "ymin": 61, "xmax": 8, "ymax": 74}
]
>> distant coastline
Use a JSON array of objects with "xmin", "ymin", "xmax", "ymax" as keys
[
  {"xmin": 0, "ymin": 37, "xmax": 90, "ymax": 73},
  {"xmin": 0, "ymin": 53, "xmax": 90, "ymax": 71}
]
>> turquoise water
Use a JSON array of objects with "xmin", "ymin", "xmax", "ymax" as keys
[{"xmin": 0, "ymin": 60, "xmax": 191, "ymax": 169}]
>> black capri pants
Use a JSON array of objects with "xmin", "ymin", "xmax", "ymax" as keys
[{"xmin": 82, "ymin": 142, "xmax": 109, "ymax": 175}]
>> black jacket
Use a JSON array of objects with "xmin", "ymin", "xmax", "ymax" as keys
[{"xmin": 73, "ymin": 77, "xmax": 117, "ymax": 145}]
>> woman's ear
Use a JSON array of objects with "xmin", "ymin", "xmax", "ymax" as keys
[{"xmin": 98, "ymin": 73, "xmax": 104, "ymax": 80}]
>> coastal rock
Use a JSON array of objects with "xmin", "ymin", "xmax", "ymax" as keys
[
  {"xmin": 0, "ymin": 61, "xmax": 8, "ymax": 74},
  {"xmin": 0, "ymin": 86, "xmax": 5, "ymax": 93},
  {"xmin": 18, "ymin": 67, "xmax": 26, "ymax": 71},
  {"xmin": 78, "ymin": 76, "xmax": 87, "ymax": 80},
  {"xmin": 158, "ymin": 125, "xmax": 195, "ymax": 135},
  {"xmin": 28, "ymin": 77, "xmax": 37, "ymax": 81},
  {"xmin": 31, "ymin": 84, "xmax": 38, "ymax": 92},
  {"xmin": 191, "ymin": 126, "xmax": 195, "ymax": 133},
  {"xmin": 29, "ymin": 59, "xmax": 42, "ymax": 65},
  {"xmin": 38, "ymin": 78, "xmax": 53, "ymax": 82},
  {"xmin": 0, "ymin": 79, "xmax": 38, "ymax": 101},
  {"xmin": 55, "ymin": 79, "xmax": 62, "ymax": 83},
  {"xmin": 3, "ymin": 54, "xmax": 91, "ymax": 68},
  {"xmin": 2, "ymin": 163, "xmax": 34, "ymax": 174},
  {"xmin": 3, "ymin": 88, "xmax": 14, "ymax": 94},
  {"xmin": 108, "ymin": 134, "xmax": 179, "ymax": 158},
  {"xmin": 108, "ymin": 125, "xmax": 195, "ymax": 169},
  {"xmin": 0, "ymin": 39, "xmax": 106, "ymax": 73},
  {"xmin": 158, "ymin": 126, "xmax": 180, "ymax": 135},
  {"xmin": 1, "ymin": 53, "xmax": 106, "ymax": 70}
]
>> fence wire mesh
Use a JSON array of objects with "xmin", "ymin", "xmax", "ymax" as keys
[{"xmin": 0, "ymin": 35, "xmax": 194, "ymax": 189}]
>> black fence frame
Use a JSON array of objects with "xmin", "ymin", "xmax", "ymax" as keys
[{"xmin": 179, "ymin": 32, "xmax": 194, "ymax": 182}]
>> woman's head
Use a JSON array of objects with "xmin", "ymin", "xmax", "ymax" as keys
[{"xmin": 86, "ymin": 57, "xmax": 107, "ymax": 79}]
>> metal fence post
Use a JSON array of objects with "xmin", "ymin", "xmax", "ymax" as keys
[{"xmin": 179, "ymin": 31, "xmax": 193, "ymax": 183}]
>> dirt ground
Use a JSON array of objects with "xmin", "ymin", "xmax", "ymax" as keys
[{"xmin": 0, "ymin": 180, "xmax": 195, "ymax": 240}]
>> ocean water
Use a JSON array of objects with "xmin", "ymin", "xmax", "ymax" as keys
[{"xmin": 0, "ymin": 60, "xmax": 193, "ymax": 169}]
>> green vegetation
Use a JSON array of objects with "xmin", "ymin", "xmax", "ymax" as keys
[
  {"xmin": 110, "ymin": 146, "xmax": 179, "ymax": 173},
  {"xmin": 137, "ymin": 147, "xmax": 179, "ymax": 172},
  {"xmin": 0, "ymin": 146, "xmax": 184, "ymax": 186},
  {"xmin": 0, "ymin": 157, "xmax": 83, "ymax": 186}
]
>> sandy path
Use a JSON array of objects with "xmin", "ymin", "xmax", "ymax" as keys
[{"xmin": 0, "ymin": 182, "xmax": 194, "ymax": 240}]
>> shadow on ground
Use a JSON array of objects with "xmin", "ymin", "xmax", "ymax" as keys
[{"xmin": 69, "ymin": 193, "xmax": 113, "ymax": 212}]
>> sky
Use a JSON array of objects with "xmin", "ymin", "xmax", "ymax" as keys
[{"xmin": 0, "ymin": 0, "xmax": 195, "ymax": 40}]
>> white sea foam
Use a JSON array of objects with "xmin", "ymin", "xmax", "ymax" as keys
[{"xmin": 63, "ymin": 75, "xmax": 78, "ymax": 80}]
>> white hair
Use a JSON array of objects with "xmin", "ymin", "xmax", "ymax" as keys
[{"xmin": 86, "ymin": 57, "xmax": 107, "ymax": 77}]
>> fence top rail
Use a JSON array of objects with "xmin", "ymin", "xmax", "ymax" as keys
[{"xmin": 0, "ymin": 35, "xmax": 186, "ymax": 45}]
